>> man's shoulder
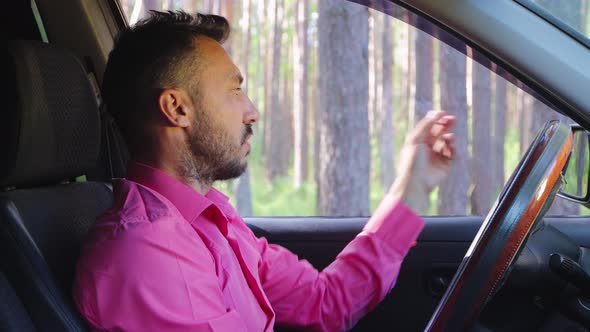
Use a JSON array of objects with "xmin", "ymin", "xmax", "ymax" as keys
[
  {"xmin": 77, "ymin": 179, "xmax": 210, "ymax": 277},
  {"xmin": 101, "ymin": 178, "xmax": 183, "ymax": 226},
  {"xmin": 80, "ymin": 178, "xmax": 192, "ymax": 254}
]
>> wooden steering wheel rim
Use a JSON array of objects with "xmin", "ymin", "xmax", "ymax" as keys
[{"xmin": 426, "ymin": 120, "xmax": 573, "ymax": 332}]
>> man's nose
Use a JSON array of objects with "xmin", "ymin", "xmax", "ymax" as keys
[{"xmin": 244, "ymin": 98, "xmax": 260, "ymax": 124}]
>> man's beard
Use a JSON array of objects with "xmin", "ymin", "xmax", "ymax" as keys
[{"xmin": 179, "ymin": 113, "xmax": 252, "ymax": 185}]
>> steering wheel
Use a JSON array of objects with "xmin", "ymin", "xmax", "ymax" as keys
[{"xmin": 425, "ymin": 120, "xmax": 573, "ymax": 331}]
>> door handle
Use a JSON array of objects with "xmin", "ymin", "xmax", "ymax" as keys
[{"xmin": 425, "ymin": 264, "xmax": 459, "ymax": 298}]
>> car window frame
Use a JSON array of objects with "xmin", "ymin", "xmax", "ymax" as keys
[{"xmin": 514, "ymin": 0, "xmax": 590, "ymax": 50}]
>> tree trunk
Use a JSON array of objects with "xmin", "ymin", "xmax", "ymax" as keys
[
  {"xmin": 234, "ymin": 0, "xmax": 253, "ymax": 216},
  {"xmin": 311, "ymin": 6, "xmax": 321, "ymax": 209},
  {"xmin": 414, "ymin": 29, "xmax": 433, "ymax": 124},
  {"xmin": 251, "ymin": 2, "xmax": 261, "ymax": 114},
  {"xmin": 293, "ymin": 0, "xmax": 310, "ymax": 187},
  {"xmin": 182, "ymin": 0, "xmax": 196, "ymax": 13},
  {"xmin": 238, "ymin": 0, "xmax": 251, "ymax": 92},
  {"xmin": 234, "ymin": 169, "xmax": 253, "ymax": 216},
  {"xmin": 263, "ymin": 0, "xmax": 285, "ymax": 181},
  {"xmin": 261, "ymin": 1, "xmax": 271, "ymax": 156},
  {"xmin": 398, "ymin": 20, "xmax": 412, "ymax": 136},
  {"xmin": 438, "ymin": 41, "xmax": 469, "ymax": 215},
  {"xmin": 139, "ymin": 0, "xmax": 159, "ymax": 20},
  {"xmin": 404, "ymin": 23, "xmax": 415, "ymax": 132},
  {"xmin": 202, "ymin": 0, "xmax": 213, "ymax": 13},
  {"xmin": 221, "ymin": 0, "xmax": 234, "ymax": 55},
  {"xmin": 471, "ymin": 61, "xmax": 493, "ymax": 215},
  {"xmin": 279, "ymin": 44, "xmax": 293, "ymax": 177},
  {"xmin": 368, "ymin": 11, "xmax": 379, "ymax": 139},
  {"xmin": 318, "ymin": 0, "xmax": 369, "ymax": 216},
  {"xmin": 372, "ymin": 13, "xmax": 382, "ymax": 138},
  {"xmin": 313, "ymin": 58, "xmax": 321, "ymax": 211},
  {"xmin": 412, "ymin": 28, "xmax": 434, "ymax": 213},
  {"xmin": 251, "ymin": 1, "xmax": 260, "ymax": 99},
  {"xmin": 518, "ymin": 89, "xmax": 534, "ymax": 155},
  {"xmin": 212, "ymin": 0, "xmax": 221, "ymax": 14},
  {"xmin": 492, "ymin": 71, "xmax": 507, "ymax": 197},
  {"xmin": 369, "ymin": 12, "xmax": 381, "ymax": 197},
  {"xmin": 505, "ymin": 81, "xmax": 517, "ymax": 131},
  {"xmin": 380, "ymin": 16, "xmax": 395, "ymax": 191}
]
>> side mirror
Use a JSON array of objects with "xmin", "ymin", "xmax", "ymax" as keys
[{"xmin": 557, "ymin": 124, "xmax": 590, "ymax": 207}]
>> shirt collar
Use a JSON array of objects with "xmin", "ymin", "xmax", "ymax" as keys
[{"xmin": 125, "ymin": 161, "xmax": 233, "ymax": 222}]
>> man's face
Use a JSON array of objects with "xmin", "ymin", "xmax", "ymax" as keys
[{"xmin": 182, "ymin": 36, "xmax": 259, "ymax": 183}]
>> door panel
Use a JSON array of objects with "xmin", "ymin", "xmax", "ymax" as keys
[
  {"xmin": 247, "ymin": 217, "xmax": 478, "ymax": 331},
  {"xmin": 246, "ymin": 216, "xmax": 590, "ymax": 331}
]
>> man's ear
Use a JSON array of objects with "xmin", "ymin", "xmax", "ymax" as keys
[{"xmin": 157, "ymin": 88, "xmax": 192, "ymax": 128}]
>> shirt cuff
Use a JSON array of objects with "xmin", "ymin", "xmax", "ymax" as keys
[{"xmin": 360, "ymin": 193, "xmax": 424, "ymax": 256}]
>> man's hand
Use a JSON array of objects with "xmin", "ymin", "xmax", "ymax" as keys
[{"xmin": 389, "ymin": 110, "xmax": 456, "ymax": 212}]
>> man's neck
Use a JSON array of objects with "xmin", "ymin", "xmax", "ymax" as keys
[
  {"xmin": 182, "ymin": 176, "xmax": 212, "ymax": 196},
  {"xmin": 134, "ymin": 157, "xmax": 212, "ymax": 195}
]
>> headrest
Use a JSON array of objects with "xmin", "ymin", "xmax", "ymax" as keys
[{"xmin": 1, "ymin": 40, "xmax": 100, "ymax": 188}]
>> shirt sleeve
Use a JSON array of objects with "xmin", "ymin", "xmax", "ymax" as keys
[
  {"xmin": 74, "ymin": 217, "xmax": 248, "ymax": 332},
  {"xmin": 256, "ymin": 194, "xmax": 424, "ymax": 332}
]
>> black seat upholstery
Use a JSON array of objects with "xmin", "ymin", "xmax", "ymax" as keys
[
  {"xmin": 0, "ymin": 271, "xmax": 36, "ymax": 332},
  {"xmin": 0, "ymin": 40, "xmax": 113, "ymax": 331}
]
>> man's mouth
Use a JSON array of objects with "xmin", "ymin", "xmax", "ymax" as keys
[{"xmin": 241, "ymin": 124, "xmax": 253, "ymax": 145}]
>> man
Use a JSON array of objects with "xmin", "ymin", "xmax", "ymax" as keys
[{"xmin": 74, "ymin": 11, "xmax": 456, "ymax": 332}]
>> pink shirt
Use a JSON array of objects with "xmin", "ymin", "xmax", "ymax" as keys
[{"xmin": 74, "ymin": 162, "xmax": 423, "ymax": 331}]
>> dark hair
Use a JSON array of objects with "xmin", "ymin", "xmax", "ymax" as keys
[{"xmin": 102, "ymin": 11, "xmax": 230, "ymax": 155}]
